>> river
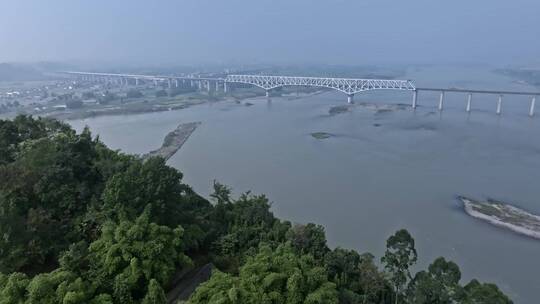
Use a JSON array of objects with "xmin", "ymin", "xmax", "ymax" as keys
[{"xmin": 69, "ymin": 65, "xmax": 540, "ymax": 303}]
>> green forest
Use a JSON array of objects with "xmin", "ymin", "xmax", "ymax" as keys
[{"xmin": 0, "ymin": 115, "xmax": 512, "ymax": 303}]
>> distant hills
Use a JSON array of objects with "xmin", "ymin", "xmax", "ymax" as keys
[
  {"xmin": 0, "ymin": 63, "xmax": 45, "ymax": 81},
  {"xmin": 0, "ymin": 62, "xmax": 74, "ymax": 82}
]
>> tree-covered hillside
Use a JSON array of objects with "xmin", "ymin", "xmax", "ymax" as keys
[{"xmin": 0, "ymin": 116, "xmax": 512, "ymax": 303}]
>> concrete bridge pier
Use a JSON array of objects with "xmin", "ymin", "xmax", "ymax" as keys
[
  {"xmin": 175, "ymin": 79, "xmax": 179, "ymax": 87},
  {"xmin": 167, "ymin": 79, "xmax": 172, "ymax": 89},
  {"xmin": 412, "ymin": 90, "xmax": 418, "ymax": 109},
  {"xmin": 215, "ymin": 81, "xmax": 219, "ymax": 91},
  {"xmin": 466, "ymin": 93, "xmax": 472, "ymax": 112},
  {"xmin": 135, "ymin": 78, "xmax": 139, "ymax": 86},
  {"xmin": 223, "ymin": 82, "xmax": 227, "ymax": 93},
  {"xmin": 153, "ymin": 79, "xmax": 158, "ymax": 86},
  {"xmin": 497, "ymin": 95, "xmax": 503, "ymax": 115},
  {"xmin": 438, "ymin": 91, "xmax": 445, "ymax": 111},
  {"xmin": 207, "ymin": 81, "xmax": 211, "ymax": 93},
  {"xmin": 530, "ymin": 96, "xmax": 536, "ymax": 117},
  {"xmin": 198, "ymin": 81, "xmax": 202, "ymax": 90},
  {"xmin": 265, "ymin": 89, "xmax": 270, "ymax": 98},
  {"xmin": 347, "ymin": 94, "xmax": 354, "ymax": 104}
]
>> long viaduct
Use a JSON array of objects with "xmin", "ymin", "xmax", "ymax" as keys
[{"xmin": 62, "ymin": 71, "xmax": 539, "ymax": 117}]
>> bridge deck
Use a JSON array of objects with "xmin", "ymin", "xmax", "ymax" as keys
[
  {"xmin": 63, "ymin": 71, "xmax": 223, "ymax": 81},
  {"xmin": 63, "ymin": 71, "xmax": 540, "ymax": 96},
  {"xmin": 417, "ymin": 87, "xmax": 540, "ymax": 96}
]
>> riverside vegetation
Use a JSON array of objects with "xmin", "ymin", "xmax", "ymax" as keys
[{"xmin": 0, "ymin": 115, "xmax": 512, "ymax": 303}]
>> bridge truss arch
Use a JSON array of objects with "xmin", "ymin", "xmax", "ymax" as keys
[{"xmin": 225, "ymin": 75, "xmax": 416, "ymax": 95}]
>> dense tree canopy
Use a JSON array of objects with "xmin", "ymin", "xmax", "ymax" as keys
[
  {"xmin": 0, "ymin": 122, "xmax": 105, "ymax": 273},
  {"xmin": 287, "ymin": 223, "xmax": 329, "ymax": 260},
  {"xmin": 382, "ymin": 229, "xmax": 418, "ymax": 304},
  {"xmin": 408, "ymin": 257, "xmax": 462, "ymax": 304},
  {"xmin": 189, "ymin": 244, "xmax": 338, "ymax": 304},
  {"xmin": 0, "ymin": 116, "xmax": 513, "ymax": 304},
  {"xmin": 88, "ymin": 207, "xmax": 191, "ymax": 302},
  {"xmin": 462, "ymin": 280, "xmax": 513, "ymax": 304}
]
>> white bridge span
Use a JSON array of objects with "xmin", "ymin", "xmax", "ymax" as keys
[
  {"xmin": 226, "ymin": 75, "xmax": 415, "ymax": 102},
  {"xmin": 63, "ymin": 71, "xmax": 416, "ymax": 104},
  {"xmin": 63, "ymin": 71, "xmax": 539, "ymax": 116}
]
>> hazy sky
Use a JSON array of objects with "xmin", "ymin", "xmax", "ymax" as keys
[{"xmin": 1, "ymin": 0, "xmax": 539, "ymax": 66}]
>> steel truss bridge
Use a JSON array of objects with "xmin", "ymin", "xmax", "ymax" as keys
[
  {"xmin": 62, "ymin": 71, "xmax": 539, "ymax": 116},
  {"xmin": 62, "ymin": 71, "xmax": 415, "ymax": 103},
  {"xmin": 225, "ymin": 75, "xmax": 415, "ymax": 100}
]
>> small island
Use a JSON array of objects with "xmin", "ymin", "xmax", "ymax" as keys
[
  {"xmin": 144, "ymin": 122, "xmax": 201, "ymax": 160},
  {"xmin": 311, "ymin": 132, "xmax": 334, "ymax": 140},
  {"xmin": 458, "ymin": 196, "xmax": 540, "ymax": 240},
  {"xmin": 329, "ymin": 105, "xmax": 351, "ymax": 115}
]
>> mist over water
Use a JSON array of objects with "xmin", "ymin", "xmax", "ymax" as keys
[{"xmin": 70, "ymin": 65, "xmax": 540, "ymax": 303}]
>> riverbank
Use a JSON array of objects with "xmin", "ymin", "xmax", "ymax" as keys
[
  {"xmin": 144, "ymin": 122, "xmax": 201, "ymax": 161},
  {"xmin": 46, "ymin": 96, "xmax": 224, "ymax": 121},
  {"xmin": 44, "ymin": 90, "xmax": 326, "ymax": 121},
  {"xmin": 458, "ymin": 196, "xmax": 540, "ymax": 240}
]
